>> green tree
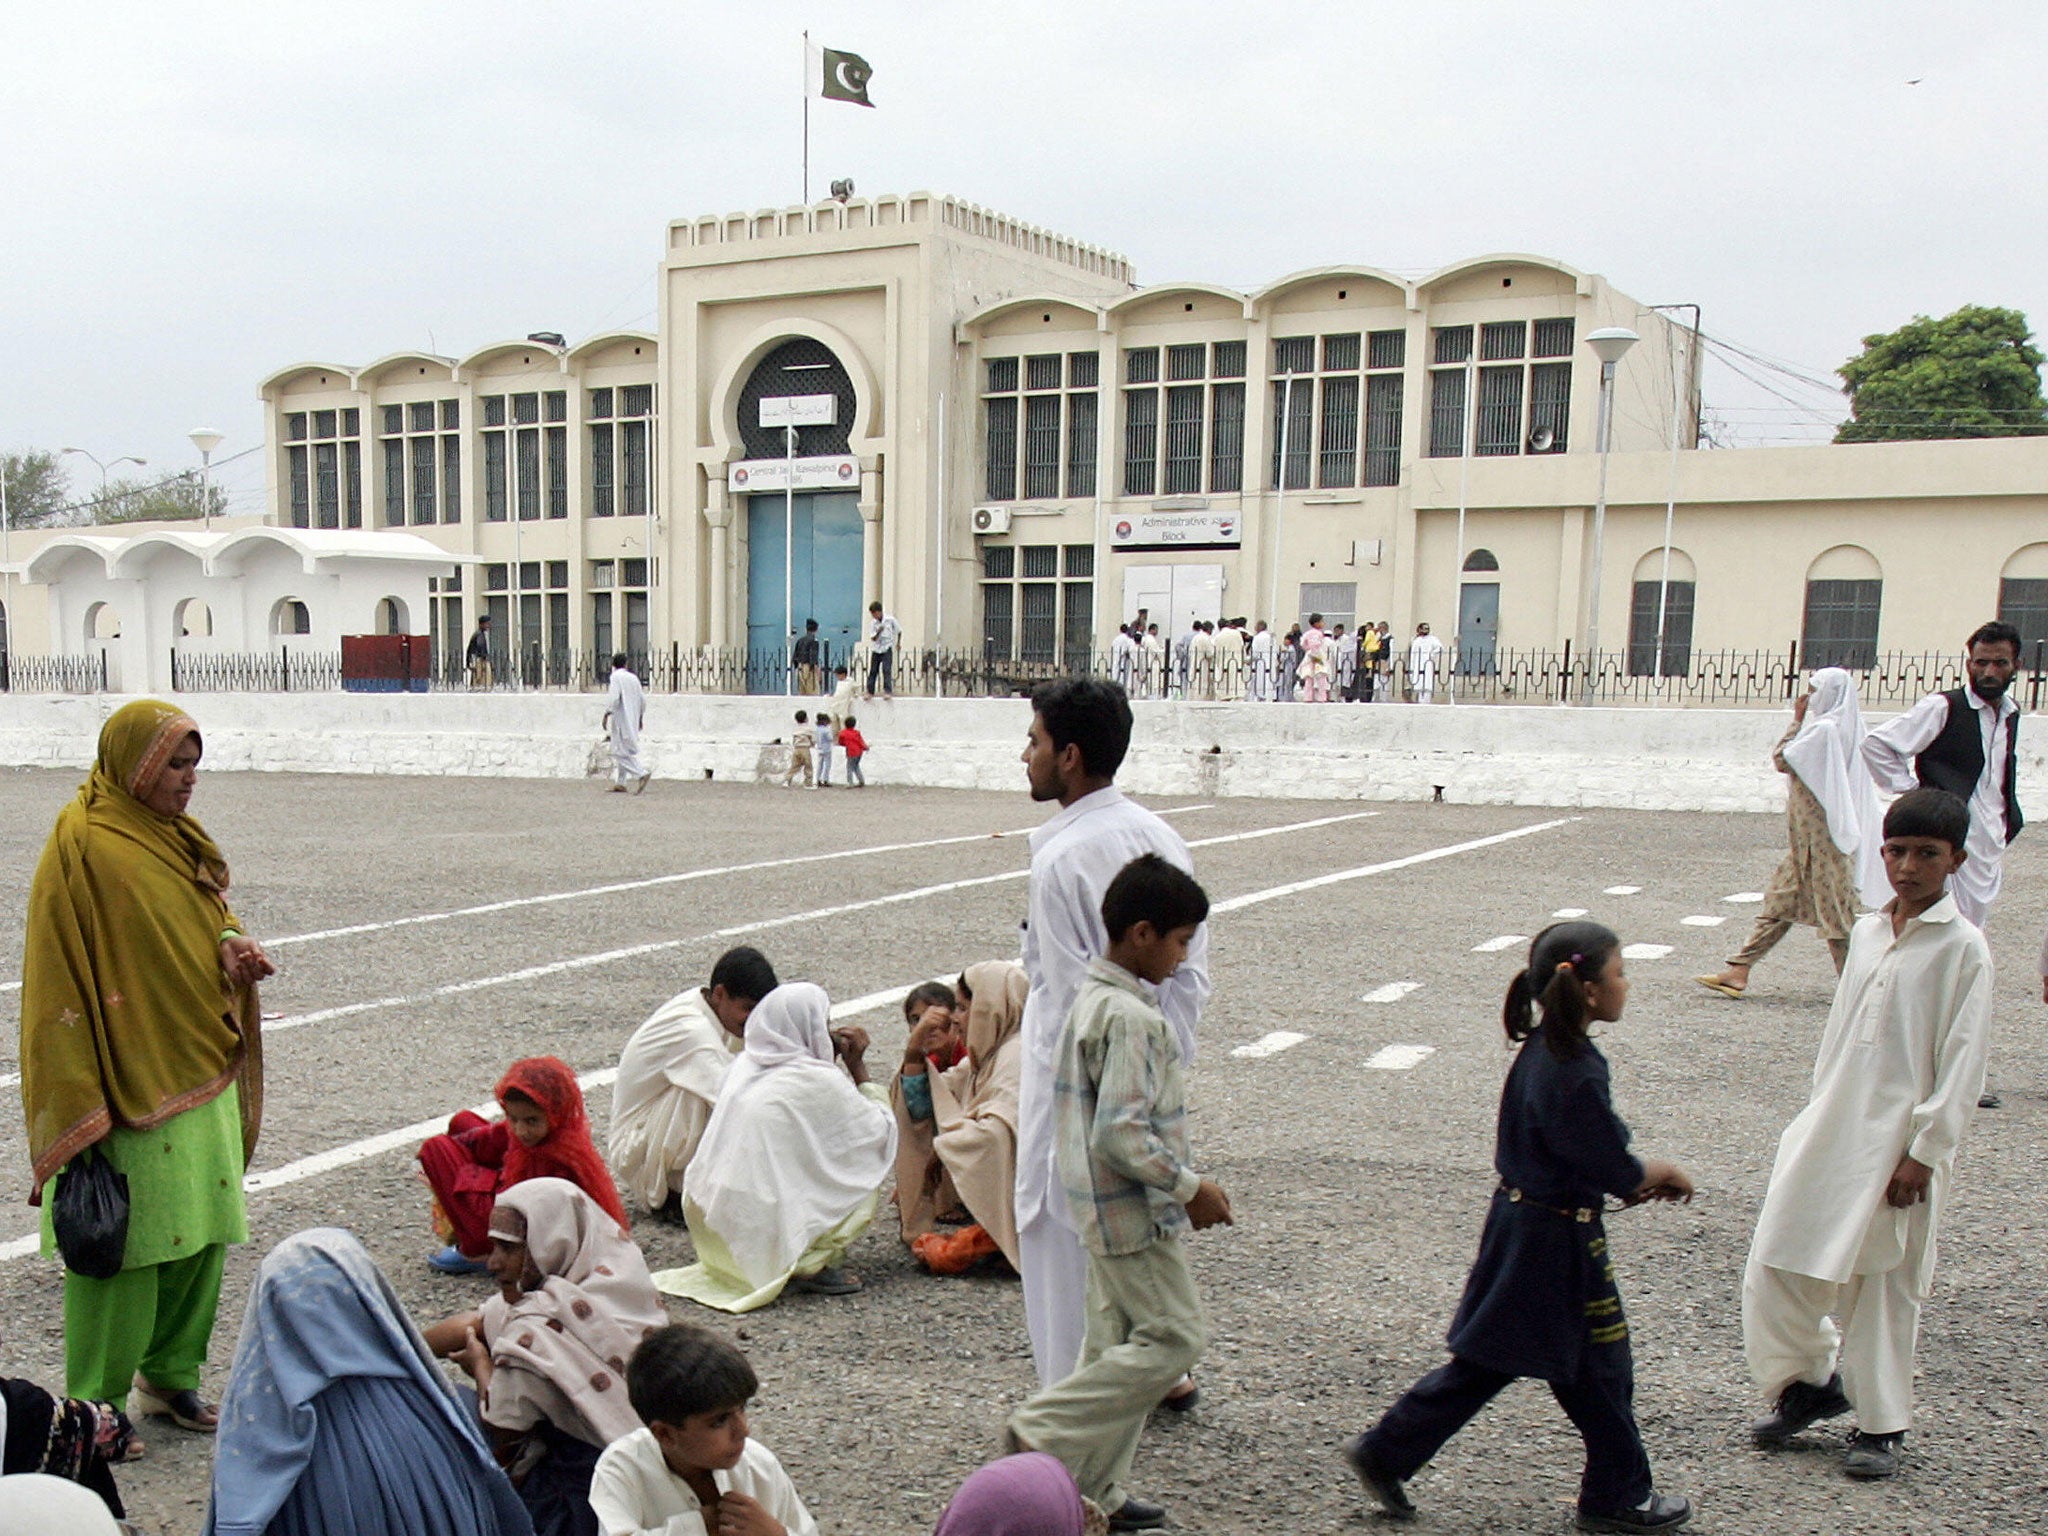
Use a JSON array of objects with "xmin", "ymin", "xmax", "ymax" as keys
[
  {"xmin": 1835, "ymin": 304, "xmax": 2048, "ymax": 442},
  {"xmin": 94, "ymin": 472, "xmax": 228, "ymax": 524},
  {"xmin": 1, "ymin": 450, "xmax": 76, "ymax": 527}
]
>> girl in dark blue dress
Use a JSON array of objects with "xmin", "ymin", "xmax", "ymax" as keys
[{"xmin": 1343, "ymin": 922, "xmax": 1697, "ymax": 1534}]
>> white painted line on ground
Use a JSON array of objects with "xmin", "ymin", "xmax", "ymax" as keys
[
  {"xmin": 1680, "ymin": 915, "xmax": 1727, "ymax": 927},
  {"xmin": 1723, "ymin": 892, "xmax": 1765, "ymax": 904},
  {"xmin": 1208, "ymin": 817, "xmax": 1579, "ymax": 914},
  {"xmin": 1361, "ymin": 982, "xmax": 1423, "ymax": 1003},
  {"xmin": 1365, "ymin": 1044, "xmax": 1436, "ymax": 1072},
  {"xmin": 1471, "ymin": 934, "xmax": 1527, "ymax": 953},
  {"xmin": 1621, "ymin": 943, "xmax": 1673, "ymax": 959},
  {"xmin": 1231, "ymin": 1031, "xmax": 1308, "ymax": 1059},
  {"xmin": 0, "ymin": 980, "xmax": 934, "ymax": 1263},
  {"xmin": 1603, "ymin": 885, "xmax": 1642, "ymax": 896},
  {"xmin": 1552, "ymin": 907, "xmax": 1589, "ymax": 918}
]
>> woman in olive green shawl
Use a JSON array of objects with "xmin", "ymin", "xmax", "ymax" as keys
[{"xmin": 19, "ymin": 700, "xmax": 272, "ymax": 1439}]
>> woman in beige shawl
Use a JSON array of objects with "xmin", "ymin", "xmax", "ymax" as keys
[
  {"xmin": 892, "ymin": 961, "xmax": 1028, "ymax": 1275},
  {"xmin": 430, "ymin": 1177, "xmax": 667, "ymax": 1536}
]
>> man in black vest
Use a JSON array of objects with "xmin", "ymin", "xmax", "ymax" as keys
[{"xmin": 1863, "ymin": 620, "xmax": 2024, "ymax": 1107}]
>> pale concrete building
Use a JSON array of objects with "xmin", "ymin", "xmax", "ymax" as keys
[{"xmin": 251, "ymin": 190, "xmax": 2048, "ymax": 689}]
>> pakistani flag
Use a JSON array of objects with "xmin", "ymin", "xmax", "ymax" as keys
[{"xmin": 807, "ymin": 42, "xmax": 874, "ymax": 107}]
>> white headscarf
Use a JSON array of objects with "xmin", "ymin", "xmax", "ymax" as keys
[
  {"xmin": 682, "ymin": 983, "xmax": 897, "ymax": 1287},
  {"xmin": 1780, "ymin": 667, "xmax": 1889, "ymax": 908}
]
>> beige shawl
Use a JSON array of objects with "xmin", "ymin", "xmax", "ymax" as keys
[{"xmin": 891, "ymin": 961, "xmax": 1027, "ymax": 1267}]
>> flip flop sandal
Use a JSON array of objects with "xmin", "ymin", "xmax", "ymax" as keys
[
  {"xmin": 131, "ymin": 1381, "xmax": 219, "ymax": 1433},
  {"xmin": 1693, "ymin": 975, "xmax": 1746, "ymax": 999}
]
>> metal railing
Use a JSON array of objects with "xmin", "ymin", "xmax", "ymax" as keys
[{"xmin": 0, "ymin": 641, "xmax": 2038, "ymax": 710}]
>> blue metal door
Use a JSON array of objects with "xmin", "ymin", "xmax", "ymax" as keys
[
  {"xmin": 746, "ymin": 492, "xmax": 863, "ymax": 692},
  {"xmin": 1457, "ymin": 581, "xmax": 1500, "ymax": 675}
]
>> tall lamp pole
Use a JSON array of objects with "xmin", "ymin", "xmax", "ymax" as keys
[
  {"xmin": 189, "ymin": 428, "xmax": 224, "ymax": 531},
  {"xmin": 1579, "ymin": 327, "xmax": 1638, "ymax": 704},
  {"xmin": 60, "ymin": 448, "xmax": 147, "ymax": 522}
]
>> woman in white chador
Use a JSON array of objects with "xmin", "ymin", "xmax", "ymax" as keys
[
  {"xmin": 1697, "ymin": 668, "xmax": 1888, "ymax": 998},
  {"xmin": 654, "ymin": 983, "xmax": 895, "ymax": 1312}
]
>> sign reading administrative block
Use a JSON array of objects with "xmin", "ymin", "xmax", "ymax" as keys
[
  {"xmin": 729, "ymin": 456, "xmax": 859, "ymax": 492},
  {"xmin": 1109, "ymin": 510, "xmax": 1242, "ymax": 549}
]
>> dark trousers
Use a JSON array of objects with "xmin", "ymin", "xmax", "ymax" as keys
[
  {"xmin": 1362, "ymin": 1350, "xmax": 1652, "ymax": 1514},
  {"xmin": 867, "ymin": 648, "xmax": 894, "ymax": 694}
]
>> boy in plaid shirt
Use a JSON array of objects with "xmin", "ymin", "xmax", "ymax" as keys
[{"xmin": 1006, "ymin": 853, "xmax": 1232, "ymax": 1532}]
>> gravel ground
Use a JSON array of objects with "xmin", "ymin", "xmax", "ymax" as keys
[{"xmin": 0, "ymin": 765, "xmax": 2042, "ymax": 1536}]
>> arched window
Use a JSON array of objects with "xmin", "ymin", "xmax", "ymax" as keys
[
  {"xmin": 1461, "ymin": 548, "xmax": 1499, "ymax": 572},
  {"xmin": 377, "ymin": 596, "xmax": 410, "ymax": 635},
  {"xmin": 173, "ymin": 597, "xmax": 213, "ymax": 639},
  {"xmin": 1628, "ymin": 549, "xmax": 1696, "ymax": 677},
  {"xmin": 1998, "ymin": 543, "xmax": 2048, "ymax": 656},
  {"xmin": 270, "ymin": 597, "xmax": 312, "ymax": 638},
  {"xmin": 737, "ymin": 338, "xmax": 857, "ymax": 460},
  {"xmin": 1802, "ymin": 546, "xmax": 1882, "ymax": 670}
]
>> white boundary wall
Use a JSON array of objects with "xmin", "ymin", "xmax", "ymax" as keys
[{"xmin": 4, "ymin": 693, "xmax": 2042, "ymax": 819}]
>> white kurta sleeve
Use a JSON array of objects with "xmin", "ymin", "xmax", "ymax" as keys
[
  {"xmin": 1906, "ymin": 942, "xmax": 1994, "ymax": 1169},
  {"xmin": 1861, "ymin": 692, "xmax": 1947, "ymax": 797},
  {"xmin": 1157, "ymin": 919, "xmax": 1211, "ymax": 1066}
]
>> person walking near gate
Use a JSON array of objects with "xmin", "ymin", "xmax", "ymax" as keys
[
  {"xmin": 866, "ymin": 602, "xmax": 901, "ymax": 698},
  {"xmin": 465, "ymin": 614, "xmax": 494, "ymax": 689}
]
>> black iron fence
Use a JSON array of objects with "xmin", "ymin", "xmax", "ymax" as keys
[{"xmin": 0, "ymin": 641, "xmax": 2040, "ymax": 710}]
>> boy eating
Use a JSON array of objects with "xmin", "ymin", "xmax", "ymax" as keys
[
  {"xmin": 1006, "ymin": 853, "xmax": 1231, "ymax": 1532},
  {"xmin": 1742, "ymin": 787, "xmax": 1993, "ymax": 1480},
  {"xmin": 590, "ymin": 1323, "xmax": 816, "ymax": 1535}
]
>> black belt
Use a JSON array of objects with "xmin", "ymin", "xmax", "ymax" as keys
[{"xmin": 1500, "ymin": 1183, "xmax": 1596, "ymax": 1222}]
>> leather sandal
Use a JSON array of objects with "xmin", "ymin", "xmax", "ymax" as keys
[{"xmin": 131, "ymin": 1380, "xmax": 219, "ymax": 1433}]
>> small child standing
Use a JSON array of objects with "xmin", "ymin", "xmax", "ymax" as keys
[
  {"xmin": 814, "ymin": 712, "xmax": 836, "ymax": 788},
  {"xmin": 589, "ymin": 1322, "xmax": 817, "ymax": 1536},
  {"xmin": 417, "ymin": 1056, "xmax": 632, "ymax": 1275},
  {"xmin": 1005, "ymin": 853, "xmax": 1229, "ymax": 1531},
  {"xmin": 838, "ymin": 715, "xmax": 869, "ymax": 787},
  {"xmin": 1343, "ymin": 922, "xmax": 1695, "ymax": 1534},
  {"xmin": 1743, "ymin": 787, "xmax": 1992, "ymax": 1481},
  {"xmin": 782, "ymin": 711, "xmax": 813, "ymax": 789}
]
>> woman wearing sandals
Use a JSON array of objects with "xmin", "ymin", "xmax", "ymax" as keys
[
  {"xmin": 1696, "ymin": 669, "xmax": 1888, "ymax": 999},
  {"xmin": 19, "ymin": 701, "xmax": 273, "ymax": 1449}
]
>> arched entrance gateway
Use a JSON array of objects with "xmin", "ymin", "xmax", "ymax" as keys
[{"xmin": 736, "ymin": 338, "xmax": 863, "ymax": 692}]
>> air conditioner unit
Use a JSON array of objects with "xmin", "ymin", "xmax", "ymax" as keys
[{"xmin": 971, "ymin": 506, "xmax": 1011, "ymax": 536}]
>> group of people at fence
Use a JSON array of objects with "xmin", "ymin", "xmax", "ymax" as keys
[
  {"xmin": 1111, "ymin": 610, "xmax": 1451, "ymax": 704},
  {"xmin": 7, "ymin": 618, "xmax": 2038, "ymax": 1533}
]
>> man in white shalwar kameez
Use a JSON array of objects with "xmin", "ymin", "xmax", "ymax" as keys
[
  {"xmin": 604, "ymin": 653, "xmax": 652, "ymax": 792},
  {"xmin": 1742, "ymin": 787, "xmax": 1992, "ymax": 1481},
  {"xmin": 608, "ymin": 946, "xmax": 777, "ymax": 1215},
  {"xmin": 1248, "ymin": 622, "xmax": 1275, "ymax": 702},
  {"xmin": 1017, "ymin": 678, "xmax": 1210, "ymax": 1389},
  {"xmin": 1407, "ymin": 623, "xmax": 1444, "ymax": 704}
]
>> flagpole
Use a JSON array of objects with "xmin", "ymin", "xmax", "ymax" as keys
[{"xmin": 801, "ymin": 30, "xmax": 810, "ymax": 204}]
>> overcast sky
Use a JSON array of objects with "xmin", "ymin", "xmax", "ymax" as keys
[{"xmin": 5, "ymin": 2, "xmax": 2042, "ymax": 517}]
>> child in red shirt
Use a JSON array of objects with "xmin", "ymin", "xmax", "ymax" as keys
[{"xmin": 839, "ymin": 716, "xmax": 870, "ymax": 787}]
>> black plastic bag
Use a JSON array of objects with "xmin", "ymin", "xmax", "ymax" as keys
[{"xmin": 53, "ymin": 1144, "xmax": 129, "ymax": 1280}]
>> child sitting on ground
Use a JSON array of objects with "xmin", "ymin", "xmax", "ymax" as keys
[
  {"xmin": 589, "ymin": 1323, "xmax": 817, "ymax": 1536},
  {"xmin": 838, "ymin": 716, "xmax": 869, "ymax": 787},
  {"xmin": 418, "ymin": 1056, "xmax": 632, "ymax": 1275},
  {"xmin": 782, "ymin": 711, "xmax": 813, "ymax": 789},
  {"xmin": 901, "ymin": 980, "xmax": 966, "ymax": 1072}
]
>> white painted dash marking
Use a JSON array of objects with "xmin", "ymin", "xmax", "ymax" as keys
[
  {"xmin": 1680, "ymin": 915, "xmax": 1727, "ymax": 927},
  {"xmin": 1361, "ymin": 982, "xmax": 1423, "ymax": 1004},
  {"xmin": 1232, "ymin": 1031, "xmax": 1308, "ymax": 1059},
  {"xmin": 1365, "ymin": 1044, "xmax": 1436, "ymax": 1072},
  {"xmin": 1472, "ymin": 934, "xmax": 1527, "ymax": 953},
  {"xmin": 1723, "ymin": 892, "xmax": 1765, "ymax": 904},
  {"xmin": 1603, "ymin": 885, "xmax": 1642, "ymax": 896},
  {"xmin": 1552, "ymin": 907, "xmax": 1589, "ymax": 918},
  {"xmin": 1621, "ymin": 943, "xmax": 1673, "ymax": 959}
]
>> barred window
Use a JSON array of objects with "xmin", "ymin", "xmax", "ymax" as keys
[
  {"xmin": 587, "ymin": 383, "xmax": 655, "ymax": 518},
  {"xmin": 375, "ymin": 399, "xmax": 457, "ymax": 525},
  {"xmin": 981, "ymin": 542, "xmax": 1094, "ymax": 668},
  {"xmin": 1430, "ymin": 320, "xmax": 1574, "ymax": 457},
  {"xmin": 983, "ymin": 351, "xmax": 1099, "ymax": 501},
  {"xmin": 1127, "ymin": 341, "xmax": 1249, "ymax": 497},
  {"xmin": 1271, "ymin": 330, "xmax": 1400, "ymax": 489},
  {"xmin": 285, "ymin": 408, "xmax": 363, "ymax": 529}
]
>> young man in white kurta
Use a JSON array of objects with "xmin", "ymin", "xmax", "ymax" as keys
[
  {"xmin": 610, "ymin": 983, "xmax": 750, "ymax": 1213},
  {"xmin": 1742, "ymin": 875, "xmax": 1992, "ymax": 1445},
  {"xmin": 1017, "ymin": 682, "xmax": 1209, "ymax": 1387},
  {"xmin": 605, "ymin": 658, "xmax": 651, "ymax": 790}
]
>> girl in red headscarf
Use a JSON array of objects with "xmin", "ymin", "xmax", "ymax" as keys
[{"xmin": 418, "ymin": 1056, "xmax": 630, "ymax": 1275}]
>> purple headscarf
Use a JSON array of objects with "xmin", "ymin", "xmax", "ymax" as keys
[{"xmin": 933, "ymin": 1454, "xmax": 1088, "ymax": 1536}]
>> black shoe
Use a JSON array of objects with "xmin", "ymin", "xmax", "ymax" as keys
[
  {"xmin": 1107, "ymin": 1497, "xmax": 1167, "ymax": 1531},
  {"xmin": 1843, "ymin": 1430, "xmax": 1904, "ymax": 1480},
  {"xmin": 1342, "ymin": 1434, "xmax": 1417, "ymax": 1521},
  {"xmin": 784, "ymin": 1265, "xmax": 863, "ymax": 1296},
  {"xmin": 1978, "ymin": 1092, "xmax": 2002, "ymax": 1109},
  {"xmin": 1752, "ymin": 1373, "xmax": 1852, "ymax": 1446},
  {"xmin": 1575, "ymin": 1493, "xmax": 1692, "ymax": 1533}
]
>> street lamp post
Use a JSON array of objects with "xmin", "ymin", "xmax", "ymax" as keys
[
  {"xmin": 1579, "ymin": 328, "xmax": 1638, "ymax": 704},
  {"xmin": 60, "ymin": 448, "xmax": 147, "ymax": 522},
  {"xmin": 189, "ymin": 429, "xmax": 224, "ymax": 531}
]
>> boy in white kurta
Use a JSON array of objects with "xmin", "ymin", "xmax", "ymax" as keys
[
  {"xmin": 608, "ymin": 948, "xmax": 776, "ymax": 1216},
  {"xmin": 1742, "ymin": 788, "xmax": 1992, "ymax": 1481}
]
